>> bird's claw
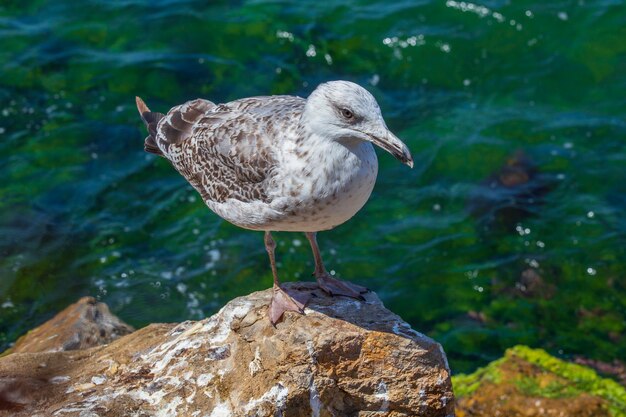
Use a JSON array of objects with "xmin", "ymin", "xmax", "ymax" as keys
[
  {"xmin": 315, "ymin": 273, "xmax": 369, "ymax": 300},
  {"xmin": 269, "ymin": 285, "xmax": 310, "ymax": 325}
]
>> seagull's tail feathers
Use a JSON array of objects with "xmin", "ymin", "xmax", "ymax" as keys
[{"xmin": 135, "ymin": 96, "xmax": 165, "ymax": 156}]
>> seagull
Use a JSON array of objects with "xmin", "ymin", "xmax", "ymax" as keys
[{"xmin": 136, "ymin": 81, "xmax": 413, "ymax": 324}]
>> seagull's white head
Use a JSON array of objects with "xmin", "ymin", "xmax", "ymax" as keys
[{"xmin": 303, "ymin": 80, "xmax": 413, "ymax": 168}]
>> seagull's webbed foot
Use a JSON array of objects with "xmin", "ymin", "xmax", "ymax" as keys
[
  {"xmin": 269, "ymin": 285, "xmax": 310, "ymax": 325},
  {"xmin": 315, "ymin": 273, "xmax": 369, "ymax": 300}
]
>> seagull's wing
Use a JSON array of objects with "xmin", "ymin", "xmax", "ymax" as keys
[{"xmin": 156, "ymin": 96, "xmax": 305, "ymax": 204}]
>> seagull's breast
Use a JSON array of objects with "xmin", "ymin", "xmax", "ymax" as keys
[{"xmin": 269, "ymin": 139, "xmax": 379, "ymax": 232}]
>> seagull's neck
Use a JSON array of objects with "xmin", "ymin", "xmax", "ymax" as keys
[
  {"xmin": 281, "ymin": 128, "xmax": 375, "ymax": 182},
  {"xmin": 273, "ymin": 127, "xmax": 378, "ymax": 218}
]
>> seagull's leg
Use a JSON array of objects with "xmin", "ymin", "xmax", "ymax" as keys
[
  {"xmin": 305, "ymin": 232, "xmax": 368, "ymax": 298},
  {"xmin": 265, "ymin": 231, "xmax": 308, "ymax": 324}
]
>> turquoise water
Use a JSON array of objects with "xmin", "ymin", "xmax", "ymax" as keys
[{"xmin": 1, "ymin": 1, "xmax": 625, "ymax": 373}]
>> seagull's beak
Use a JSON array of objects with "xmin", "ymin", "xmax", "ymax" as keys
[{"xmin": 364, "ymin": 127, "xmax": 413, "ymax": 168}]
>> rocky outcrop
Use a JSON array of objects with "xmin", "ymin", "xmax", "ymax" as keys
[
  {"xmin": 7, "ymin": 296, "xmax": 134, "ymax": 354},
  {"xmin": 453, "ymin": 345, "xmax": 626, "ymax": 417},
  {"xmin": 0, "ymin": 283, "xmax": 454, "ymax": 416}
]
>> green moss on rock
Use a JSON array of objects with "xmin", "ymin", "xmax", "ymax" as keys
[
  {"xmin": 453, "ymin": 345, "xmax": 626, "ymax": 417},
  {"xmin": 451, "ymin": 356, "xmax": 504, "ymax": 398},
  {"xmin": 511, "ymin": 345, "xmax": 626, "ymax": 416}
]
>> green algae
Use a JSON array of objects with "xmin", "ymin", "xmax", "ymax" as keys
[
  {"xmin": 453, "ymin": 345, "xmax": 626, "ymax": 417},
  {"xmin": 513, "ymin": 346, "xmax": 626, "ymax": 417}
]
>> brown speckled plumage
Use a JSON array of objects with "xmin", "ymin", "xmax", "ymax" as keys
[{"xmin": 146, "ymin": 96, "xmax": 304, "ymax": 205}]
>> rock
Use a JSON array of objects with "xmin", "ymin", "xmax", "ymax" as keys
[
  {"xmin": 7, "ymin": 296, "xmax": 134, "ymax": 354},
  {"xmin": 467, "ymin": 150, "xmax": 553, "ymax": 233},
  {"xmin": 513, "ymin": 268, "xmax": 556, "ymax": 299},
  {"xmin": 453, "ymin": 345, "xmax": 626, "ymax": 417},
  {"xmin": 0, "ymin": 283, "xmax": 454, "ymax": 416}
]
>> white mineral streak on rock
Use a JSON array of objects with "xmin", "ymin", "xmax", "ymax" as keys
[
  {"xmin": 309, "ymin": 376, "xmax": 322, "ymax": 417},
  {"xmin": 90, "ymin": 375, "xmax": 106, "ymax": 385},
  {"xmin": 149, "ymin": 335, "xmax": 202, "ymax": 374},
  {"xmin": 204, "ymin": 300, "xmax": 253, "ymax": 344},
  {"xmin": 50, "ymin": 375, "xmax": 71, "ymax": 384},
  {"xmin": 375, "ymin": 380, "xmax": 389, "ymax": 411},
  {"xmin": 196, "ymin": 373, "xmax": 214, "ymax": 386},
  {"xmin": 248, "ymin": 346, "xmax": 262, "ymax": 376},
  {"xmin": 307, "ymin": 340, "xmax": 322, "ymax": 417},
  {"xmin": 156, "ymin": 396, "xmax": 184, "ymax": 417},
  {"xmin": 392, "ymin": 319, "xmax": 428, "ymax": 341},
  {"xmin": 306, "ymin": 340, "xmax": 317, "ymax": 364},
  {"xmin": 52, "ymin": 407, "xmax": 86, "ymax": 416},
  {"xmin": 418, "ymin": 389, "xmax": 428, "ymax": 414},
  {"xmin": 209, "ymin": 401, "xmax": 232, "ymax": 417},
  {"xmin": 243, "ymin": 383, "xmax": 289, "ymax": 414},
  {"xmin": 53, "ymin": 392, "xmax": 117, "ymax": 416},
  {"xmin": 127, "ymin": 385, "xmax": 169, "ymax": 407},
  {"xmin": 185, "ymin": 388, "xmax": 196, "ymax": 404},
  {"xmin": 335, "ymin": 299, "xmax": 362, "ymax": 312}
]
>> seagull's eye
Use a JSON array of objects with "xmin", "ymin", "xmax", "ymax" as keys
[{"xmin": 341, "ymin": 108, "xmax": 354, "ymax": 119}]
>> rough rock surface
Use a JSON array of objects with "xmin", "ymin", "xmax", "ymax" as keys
[
  {"xmin": 0, "ymin": 283, "xmax": 453, "ymax": 417},
  {"xmin": 6, "ymin": 296, "xmax": 134, "ymax": 354},
  {"xmin": 453, "ymin": 346, "xmax": 626, "ymax": 417}
]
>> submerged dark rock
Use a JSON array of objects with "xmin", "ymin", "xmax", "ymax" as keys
[
  {"xmin": 0, "ymin": 283, "xmax": 454, "ymax": 416},
  {"xmin": 468, "ymin": 150, "xmax": 554, "ymax": 233},
  {"xmin": 513, "ymin": 268, "xmax": 556, "ymax": 299}
]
